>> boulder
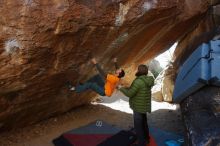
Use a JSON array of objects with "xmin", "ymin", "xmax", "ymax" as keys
[{"xmin": 0, "ymin": 0, "xmax": 215, "ymax": 130}]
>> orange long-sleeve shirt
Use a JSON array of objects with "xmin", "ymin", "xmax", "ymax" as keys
[{"xmin": 104, "ymin": 74, "xmax": 120, "ymax": 97}]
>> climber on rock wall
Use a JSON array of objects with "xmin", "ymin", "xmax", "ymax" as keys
[{"xmin": 67, "ymin": 58, "xmax": 125, "ymax": 97}]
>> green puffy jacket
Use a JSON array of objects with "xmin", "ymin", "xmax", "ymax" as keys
[{"xmin": 120, "ymin": 75, "xmax": 154, "ymax": 113}]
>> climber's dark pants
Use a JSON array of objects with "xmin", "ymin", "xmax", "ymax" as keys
[
  {"xmin": 75, "ymin": 74, "xmax": 105, "ymax": 96},
  {"xmin": 133, "ymin": 111, "xmax": 150, "ymax": 146}
]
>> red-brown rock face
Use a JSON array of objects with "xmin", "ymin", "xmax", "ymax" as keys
[{"xmin": 0, "ymin": 0, "xmax": 217, "ymax": 130}]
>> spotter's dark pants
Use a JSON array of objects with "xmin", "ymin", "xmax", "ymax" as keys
[{"xmin": 133, "ymin": 111, "xmax": 150, "ymax": 146}]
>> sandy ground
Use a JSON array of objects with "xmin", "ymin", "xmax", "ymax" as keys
[{"xmin": 0, "ymin": 92, "xmax": 184, "ymax": 146}]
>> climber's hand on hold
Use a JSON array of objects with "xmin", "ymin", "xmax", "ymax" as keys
[
  {"xmin": 113, "ymin": 58, "xmax": 117, "ymax": 63},
  {"xmin": 91, "ymin": 58, "xmax": 97, "ymax": 64}
]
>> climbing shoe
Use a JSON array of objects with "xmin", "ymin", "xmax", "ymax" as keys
[
  {"xmin": 65, "ymin": 81, "xmax": 75, "ymax": 90},
  {"xmin": 70, "ymin": 86, "xmax": 75, "ymax": 91}
]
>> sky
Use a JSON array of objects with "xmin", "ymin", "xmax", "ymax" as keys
[{"xmin": 155, "ymin": 42, "xmax": 178, "ymax": 68}]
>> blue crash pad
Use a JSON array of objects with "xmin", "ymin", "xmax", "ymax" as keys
[{"xmin": 173, "ymin": 40, "xmax": 220, "ymax": 103}]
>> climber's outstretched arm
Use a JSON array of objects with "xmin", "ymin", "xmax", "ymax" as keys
[
  {"xmin": 113, "ymin": 58, "xmax": 119, "ymax": 69},
  {"xmin": 91, "ymin": 58, "xmax": 107, "ymax": 79}
]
